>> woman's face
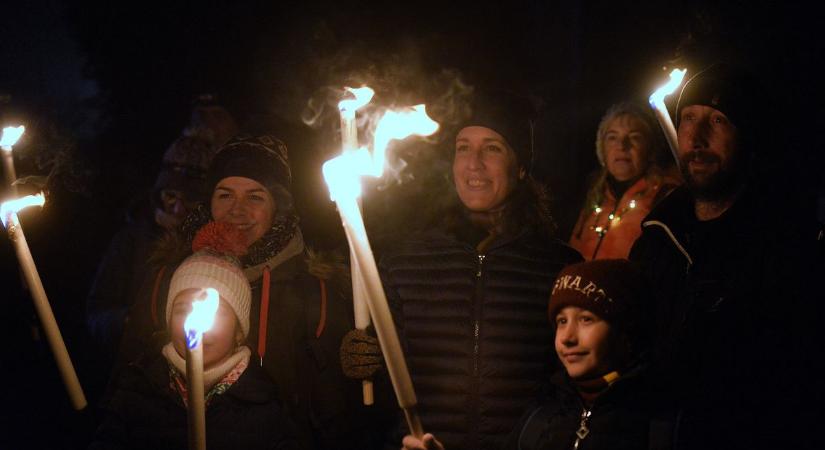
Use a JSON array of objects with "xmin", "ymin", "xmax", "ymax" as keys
[
  {"xmin": 170, "ymin": 289, "xmax": 242, "ymax": 370},
  {"xmin": 602, "ymin": 114, "xmax": 651, "ymax": 182},
  {"xmin": 210, "ymin": 176, "xmax": 275, "ymax": 246},
  {"xmin": 554, "ymin": 306, "xmax": 622, "ymax": 380},
  {"xmin": 453, "ymin": 126, "xmax": 521, "ymax": 213}
]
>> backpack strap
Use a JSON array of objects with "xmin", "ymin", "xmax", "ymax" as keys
[
  {"xmin": 150, "ymin": 265, "xmax": 168, "ymax": 329},
  {"xmin": 257, "ymin": 266, "xmax": 271, "ymax": 365}
]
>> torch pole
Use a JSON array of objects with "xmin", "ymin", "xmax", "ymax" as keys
[
  {"xmin": 340, "ymin": 111, "xmax": 375, "ymax": 405},
  {"xmin": 6, "ymin": 213, "xmax": 86, "ymax": 410},
  {"xmin": 186, "ymin": 340, "xmax": 207, "ymax": 450},
  {"xmin": 334, "ymin": 193, "xmax": 424, "ymax": 438},
  {"xmin": 650, "ymin": 99, "xmax": 681, "ymax": 169},
  {"xmin": 1, "ymin": 148, "xmax": 18, "ymax": 196}
]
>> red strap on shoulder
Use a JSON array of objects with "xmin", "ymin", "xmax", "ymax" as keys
[
  {"xmin": 257, "ymin": 266, "xmax": 271, "ymax": 361},
  {"xmin": 315, "ymin": 278, "xmax": 327, "ymax": 338},
  {"xmin": 150, "ymin": 265, "xmax": 168, "ymax": 329}
]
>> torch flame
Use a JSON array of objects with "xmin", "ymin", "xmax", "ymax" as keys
[
  {"xmin": 649, "ymin": 68, "xmax": 687, "ymax": 106},
  {"xmin": 183, "ymin": 288, "xmax": 220, "ymax": 349},
  {"xmin": 323, "ymin": 104, "xmax": 439, "ymax": 200},
  {"xmin": 1, "ymin": 192, "xmax": 45, "ymax": 228},
  {"xmin": 1, "ymin": 126, "xmax": 25, "ymax": 150},
  {"xmin": 338, "ymin": 87, "xmax": 375, "ymax": 117},
  {"xmin": 370, "ymin": 105, "xmax": 439, "ymax": 177}
]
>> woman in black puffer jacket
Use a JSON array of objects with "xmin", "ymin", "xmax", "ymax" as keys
[{"xmin": 360, "ymin": 92, "xmax": 582, "ymax": 450}]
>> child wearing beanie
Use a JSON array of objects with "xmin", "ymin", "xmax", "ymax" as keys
[
  {"xmin": 90, "ymin": 222, "xmax": 299, "ymax": 450},
  {"xmin": 402, "ymin": 259, "xmax": 676, "ymax": 450}
]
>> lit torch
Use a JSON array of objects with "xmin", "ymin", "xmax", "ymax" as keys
[
  {"xmin": 1, "ymin": 125, "xmax": 25, "ymax": 195},
  {"xmin": 1, "ymin": 192, "xmax": 87, "ymax": 410},
  {"xmin": 323, "ymin": 101, "xmax": 439, "ymax": 438},
  {"xmin": 649, "ymin": 68, "xmax": 687, "ymax": 166},
  {"xmin": 338, "ymin": 86, "xmax": 376, "ymax": 405},
  {"xmin": 184, "ymin": 288, "xmax": 220, "ymax": 450}
]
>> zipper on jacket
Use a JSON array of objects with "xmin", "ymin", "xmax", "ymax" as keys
[
  {"xmin": 572, "ymin": 407, "xmax": 592, "ymax": 450},
  {"xmin": 473, "ymin": 254, "xmax": 485, "ymax": 377},
  {"xmin": 472, "ymin": 253, "xmax": 485, "ymax": 449}
]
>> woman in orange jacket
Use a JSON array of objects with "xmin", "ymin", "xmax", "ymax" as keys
[{"xmin": 570, "ymin": 102, "xmax": 680, "ymax": 260}]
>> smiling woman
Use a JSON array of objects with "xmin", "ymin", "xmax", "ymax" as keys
[
  {"xmin": 115, "ymin": 134, "xmax": 376, "ymax": 450},
  {"xmin": 379, "ymin": 91, "xmax": 583, "ymax": 450}
]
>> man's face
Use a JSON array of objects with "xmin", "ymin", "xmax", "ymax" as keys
[{"xmin": 677, "ymin": 105, "xmax": 741, "ymax": 199}]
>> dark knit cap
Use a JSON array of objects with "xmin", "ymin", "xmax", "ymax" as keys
[
  {"xmin": 153, "ymin": 134, "xmax": 217, "ymax": 202},
  {"xmin": 457, "ymin": 90, "xmax": 535, "ymax": 172},
  {"xmin": 206, "ymin": 134, "xmax": 291, "ymax": 202},
  {"xmin": 549, "ymin": 259, "xmax": 652, "ymax": 346},
  {"xmin": 676, "ymin": 63, "xmax": 753, "ymax": 130}
]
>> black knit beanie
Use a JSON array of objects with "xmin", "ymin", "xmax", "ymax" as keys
[
  {"xmin": 206, "ymin": 134, "xmax": 291, "ymax": 204},
  {"xmin": 457, "ymin": 90, "xmax": 535, "ymax": 172},
  {"xmin": 676, "ymin": 63, "xmax": 753, "ymax": 131}
]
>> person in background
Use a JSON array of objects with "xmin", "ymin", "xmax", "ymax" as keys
[
  {"xmin": 569, "ymin": 102, "xmax": 679, "ymax": 260},
  {"xmin": 348, "ymin": 91, "xmax": 582, "ymax": 450},
  {"xmin": 87, "ymin": 132, "xmax": 217, "ymax": 366},
  {"xmin": 188, "ymin": 93, "xmax": 240, "ymax": 147}
]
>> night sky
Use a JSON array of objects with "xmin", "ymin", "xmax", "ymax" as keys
[{"xmin": 1, "ymin": 1, "xmax": 823, "ymax": 448}]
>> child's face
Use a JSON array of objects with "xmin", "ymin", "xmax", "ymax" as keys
[
  {"xmin": 170, "ymin": 289, "xmax": 242, "ymax": 370},
  {"xmin": 554, "ymin": 306, "xmax": 616, "ymax": 380}
]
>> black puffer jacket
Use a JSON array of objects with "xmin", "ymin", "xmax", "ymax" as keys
[
  {"xmin": 89, "ymin": 353, "xmax": 301, "ymax": 450},
  {"xmin": 380, "ymin": 222, "xmax": 582, "ymax": 450}
]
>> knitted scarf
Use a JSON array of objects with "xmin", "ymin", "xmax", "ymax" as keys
[
  {"xmin": 162, "ymin": 343, "xmax": 251, "ymax": 407},
  {"xmin": 181, "ymin": 203, "xmax": 300, "ymax": 268}
]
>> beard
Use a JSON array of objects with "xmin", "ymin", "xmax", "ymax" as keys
[{"xmin": 679, "ymin": 149, "xmax": 745, "ymax": 201}]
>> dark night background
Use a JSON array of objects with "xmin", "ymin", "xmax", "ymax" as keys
[{"xmin": 1, "ymin": 1, "xmax": 822, "ymax": 448}]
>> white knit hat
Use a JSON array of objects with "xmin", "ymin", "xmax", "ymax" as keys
[{"xmin": 166, "ymin": 250, "xmax": 252, "ymax": 338}]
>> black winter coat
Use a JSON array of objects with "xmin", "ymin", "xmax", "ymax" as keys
[
  {"xmin": 89, "ymin": 353, "xmax": 301, "ymax": 450},
  {"xmin": 380, "ymin": 224, "xmax": 582, "ymax": 450},
  {"xmin": 628, "ymin": 186, "xmax": 821, "ymax": 450},
  {"xmin": 506, "ymin": 365, "xmax": 675, "ymax": 450}
]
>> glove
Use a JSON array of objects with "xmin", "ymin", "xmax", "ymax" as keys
[{"xmin": 339, "ymin": 328, "xmax": 384, "ymax": 380}]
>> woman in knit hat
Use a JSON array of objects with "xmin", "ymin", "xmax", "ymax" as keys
[
  {"xmin": 120, "ymin": 134, "xmax": 374, "ymax": 450},
  {"xmin": 403, "ymin": 259, "xmax": 676, "ymax": 450},
  {"xmin": 90, "ymin": 222, "xmax": 300, "ymax": 450},
  {"xmin": 569, "ymin": 102, "xmax": 680, "ymax": 260},
  {"xmin": 373, "ymin": 90, "xmax": 582, "ymax": 450}
]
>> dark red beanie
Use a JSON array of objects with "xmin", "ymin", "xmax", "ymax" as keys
[{"xmin": 548, "ymin": 259, "xmax": 652, "ymax": 346}]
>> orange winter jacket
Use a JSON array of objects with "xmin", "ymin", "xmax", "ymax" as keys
[{"xmin": 570, "ymin": 175, "xmax": 680, "ymax": 260}]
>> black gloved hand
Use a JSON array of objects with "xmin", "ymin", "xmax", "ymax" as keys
[{"xmin": 339, "ymin": 328, "xmax": 384, "ymax": 380}]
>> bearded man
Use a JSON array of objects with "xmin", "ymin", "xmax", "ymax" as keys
[{"xmin": 629, "ymin": 63, "xmax": 820, "ymax": 450}]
